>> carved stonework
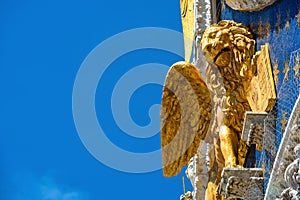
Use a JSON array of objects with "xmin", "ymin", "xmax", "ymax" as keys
[
  {"xmin": 180, "ymin": 191, "xmax": 193, "ymax": 200},
  {"xmin": 194, "ymin": 0, "xmax": 216, "ymax": 77},
  {"xmin": 265, "ymin": 94, "xmax": 300, "ymax": 199},
  {"xmin": 285, "ymin": 145, "xmax": 300, "ymax": 191},
  {"xmin": 201, "ymin": 20, "xmax": 257, "ymax": 169},
  {"xmin": 276, "ymin": 144, "xmax": 300, "ymax": 200},
  {"xmin": 185, "ymin": 141, "xmax": 210, "ymax": 200},
  {"xmin": 219, "ymin": 168, "xmax": 264, "ymax": 200},
  {"xmin": 242, "ymin": 112, "xmax": 268, "ymax": 148},
  {"xmin": 246, "ymin": 44, "xmax": 276, "ymax": 113},
  {"xmin": 162, "ymin": 20, "xmax": 276, "ymax": 200},
  {"xmin": 225, "ymin": 0, "xmax": 278, "ymax": 12},
  {"xmin": 276, "ymin": 188, "xmax": 300, "ymax": 200},
  {"xmin": 160, "ymin": 2, "xmax": 300, "ymax": 200},
  {"xmin": 262, "ymin": 113, "xmax": 277, "ymax": 157}
]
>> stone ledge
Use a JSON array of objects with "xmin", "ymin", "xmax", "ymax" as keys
[
  {"xmin": 242, "ymin": 112, "xmax": 268, "ymax": 148},
  {"xmin": 219, "ymin": 168, "xmax": 264, "ymax": 200}
]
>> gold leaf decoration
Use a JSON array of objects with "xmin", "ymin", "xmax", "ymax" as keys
[
  {"xmin": 246, "ymin": 43, "xmax": 277, "ymax": 112},
  {"xmin": 180, "ymin": 0, "xmax": 194, "ymax": 62},
  {"xmin": 281, "ymin": 111, "xmax": 288, "ymax": 133},
  {"xmin": 294, "ymin": 55, "xmax": 300, "ymax": 79},
  {"xmin": 283, "ymin": 60, "xmax": 290, "ymax": 82},
  {"xmin": 160, "ymin": 61, "xmax": 211, "ymax": 177},
  {"xmin": 265, "ymin": 19, "xmax": 271, "ymax": 38},
  {"xmin": 296, "ymin": 8, "xmax": 300, "ymax": 27},
  {"xmin": 273, "ymin": 60, "xmax": 280, "ymax": 84},
  {"xmin": 257, "ymin": 20, "xmax": 264, "ymax": 40}
]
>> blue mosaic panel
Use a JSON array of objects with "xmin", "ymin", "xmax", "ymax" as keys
[{"xmin": 220, "ymin": 0, "xmax": 300, "ymax": 191}]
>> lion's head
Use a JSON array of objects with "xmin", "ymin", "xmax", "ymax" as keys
[{"xmin": 201, "ymin": 20, "xmax": 255, "ymax": 71}]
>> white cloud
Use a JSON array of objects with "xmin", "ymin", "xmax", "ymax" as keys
[
  {"xmin": 40, "ymin": 177, "xmax": 88, "ymax": 200},
  {"xmin": 10, "ymin": 174, "xmax": 89, "ymax": 200}
]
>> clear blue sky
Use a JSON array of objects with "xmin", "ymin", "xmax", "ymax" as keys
[{"xmin": 0, "ymin": 0, "xmax": 192, "ymax": 199}]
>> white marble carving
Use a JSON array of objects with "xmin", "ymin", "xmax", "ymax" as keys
[
  {"xmin": 194, "ymin": 0, "xmax": 217, "ymax": 77},
  {"xmin": 184, "ymin": 1, "xmax": 217, "ymax": 199},
  {"xmin": 276, "ymin": 144, "xmax": 300, "ymax": 200},
  {"xmin": 242, "ymin": 112, "xmax": 268, "ymax": 147},
  {"xmin": 265, "ymin": 94, "xmax": 300, "ymax": 200},
  {"xmin": 225, "ymin": 0, "xmax": 278, "ymax": 12},
  {"xmin": 220, "ymin": 168, "xmax": 264, "ymax": 200},
  {"xmin": 180, "ymin": 191, "xmax": 193, "ymax": 200},
  {"xmin": 263, "ymin": 113, "xmax": 277, "ymax": 157},
  {"xmin": 185, "ymin": 141, "xmax": 210, "ymax": 200}
]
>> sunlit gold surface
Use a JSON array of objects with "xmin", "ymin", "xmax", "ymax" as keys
[
  {"xmin": 281, "ymin": 111, "xmax": 288, "ymax": 134},
  {"xmin": 296, "ymin": 9, "xmax": 300, "ymax": 27},
  {"xmin": 294, "ymin": 55, "xmax": 300, "ymax": 79},
  {"xmin": 180, "ymin": 0, "xmax": 194, "ymax": 62},
  {"xmin": 284, "ymin": 60, "xmax": 290, "ymax": 82},
  {"xmin": 161, "ymin": 61, "xmax": 212, "ymax": 177},
  {"xmin": 257, "ymin": 20, "xmax": 263, "ymax": 40},
  {"xmin": 205, "ymin": 182, "xmax": 217, "ymax": 200},
  {"xmin": 201, "ymin": 20, "xmax": 256, "ymax": 168},
  {"xmin": 266, "ymin": 20, "xmax": 271, "ymax": 38},
  {"xmin": 161, "ymin": 19, "xmax": 277, "ymax": 199},
  {"xmin": 273, "ymin": 60, "xmax": 280, "ymax": 84},
  {"xmin": 246, "ymin": 43, "xmax": 276, "ymax": 112}
]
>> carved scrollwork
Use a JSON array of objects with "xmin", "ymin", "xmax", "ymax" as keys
[
  {"xmin": 219, "ymin": 168, "xmax": 264, "ymax": 200},
  {"xmin": 277, "ymin": 143, "xmax": 300, "ymax": 200},
  {"xmin": 225, "ymin": 0, "xmax": 278, "ymax": 12},
  {"xmin": 285, "ymin": 144, "xmax": 300, "ymax": 191},
  {"xmin": 266, "ymin": 94, "xmax": 300, "ymax": 199}
]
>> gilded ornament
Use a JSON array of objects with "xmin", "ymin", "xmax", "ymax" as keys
[
  {"xmin": 160, "ymin": 61, "xmax": 212, "ymax": 177},
  {"xmin": 161, "ymin": 19, "xmax": 277, "ymax": 200},
  {"xmin": 246, "ymin": 43, "xmax": 276, "ymax": 112},
  {"xmin": 222, "ymin": 0, "xmax": 226, "ymax": 11},
  {"xmin": 265, "ymin": 20, "xmax": 271, "ymax": 38},
  {"xmin": 273, "ymin": 60, "xmax": 280, "ymax": 84},
  {"xmin": 294, "ymin": 55, "xmax": 300, "ymax": 79},
  {"xmin": 249, "ymin": 23, "xmax": 255, "ymax": 34},
  {"xmin": 284, "ymin": 60, "xmax": 290, "ymax": 82},
  {"xmin": 296, "ymin": 8, "xmax": 300, "ymax": 27},
  {"xmin": 276, "ymin": 12, "xmax": 281, "ymax": 34},
  {"xmin": 257, "ymin": 20, "xmax": 264, "ymax": 40},
  {"xmin": 285, "ymin": 20, "xmax": 290, "ymax": 30},
  {"xmin": 281, "ymin": 111, "xmax": 288, "ymax": 133},
  {"xmin": 201, "ymin": 20, "xmax": 257, "ymax": 168},
  {"xmin": 285, "ymin": 10, "xmax": 291, "ymax": 30}
]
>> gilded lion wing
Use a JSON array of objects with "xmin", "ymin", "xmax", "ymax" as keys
[{"xmin": 160, "ymin": 61, "xmax": 212, "ymax": 177}]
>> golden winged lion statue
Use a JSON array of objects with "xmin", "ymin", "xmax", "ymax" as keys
[{"xmin": 160, "ymin": 20, "xmax": 275, "ymax": 199}]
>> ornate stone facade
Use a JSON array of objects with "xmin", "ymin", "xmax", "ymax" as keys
[
  {"xmin": 276, "ymin": 144, "xmax": 300, "ymax": 200},
  {"xmin": 265, "ymin": 95, "xmax": 300, "ymax": 199},
  {"xmin": 160, "ymin": 1, "xmax": 300, "ymax": 200},
  {"xmin": 225, "ymin": 0, "xmax": 278, "ymax": 12},
  {"xmin": 219, "ymin": 168, "xmax": 264, "ymax": 200}
]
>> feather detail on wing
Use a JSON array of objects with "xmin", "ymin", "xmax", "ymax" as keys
[{"xmin": 160, "ymin": 61, "xmax": 212, "ymax": 177}]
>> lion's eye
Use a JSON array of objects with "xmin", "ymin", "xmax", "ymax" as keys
[{"xmin": 206, "ymin": 45, "xmax": 212, "ymax": 52}]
